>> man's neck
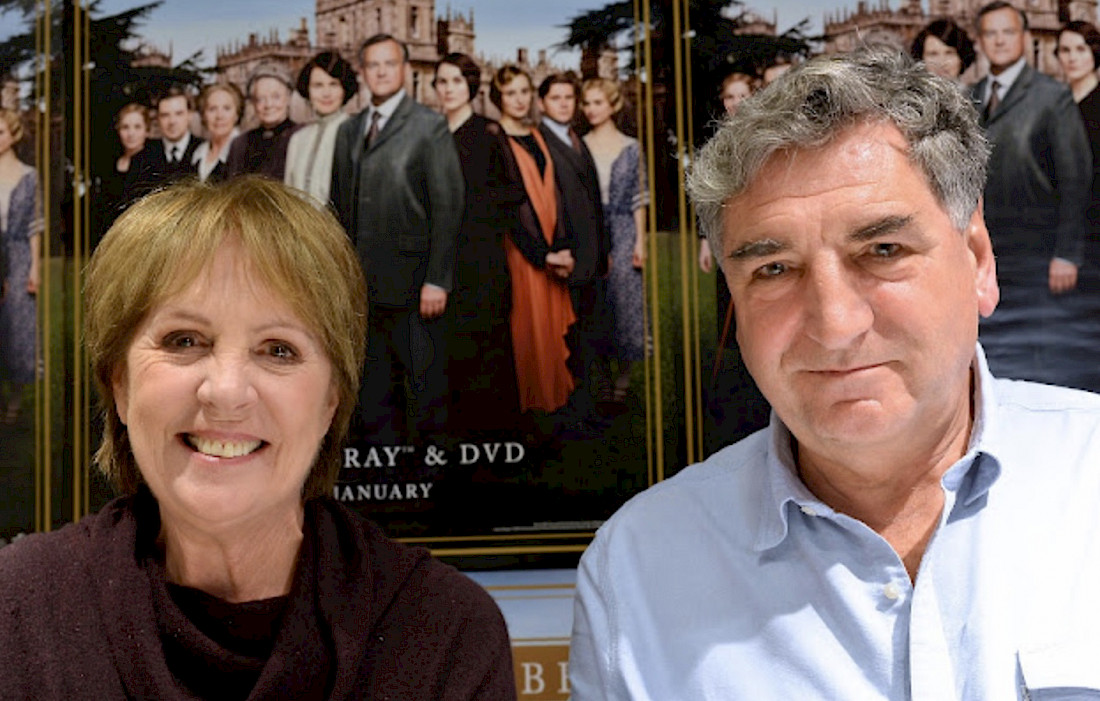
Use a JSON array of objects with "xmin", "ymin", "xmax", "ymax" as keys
[
  {"xmin": 371, "ymin": 89, "xmax": 404, "ymax": 110},
  {"xmin": 989, "ymin": 55, "xmax": 1025, "ymax": 78},
  {"xmin": 164, "ymin": 133, "xmax": 190, "ymax": 150},
  {"xmin": 793, "ymin": 371, "xmax": 976, "ymax": 581}
]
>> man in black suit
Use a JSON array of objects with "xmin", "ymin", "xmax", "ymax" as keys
[
  {"xmin": 330, "ymin": 34, "xmax": 463, "ymax": 444},
  {"xmin": 537, "ymin": 72, "xmax": 612, "ymax": 433},
  {"xmin": 124, "ymin": 85, "xmax": 202, "ymax": 203},
  {"xmin": 972, "ymin": 1, "xmax": 1092, "ymax": 388}
]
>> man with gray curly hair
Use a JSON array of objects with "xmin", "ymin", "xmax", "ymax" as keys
[{"xmin": 570, "ymin": 47, "xmax": 1100, "ymax": 699}]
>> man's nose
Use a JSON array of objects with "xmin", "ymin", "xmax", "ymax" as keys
[{"xmin": 802, "ymin": 261, "xmax": 873, "ymax": 350}]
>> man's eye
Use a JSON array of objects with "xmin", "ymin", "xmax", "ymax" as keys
[
  {"xmin": 869, "ymin": 242, "xmax": 903, "ymax": 258},
  {"xmin": 753, "ymin": 262, "xmax": 788, "ymax": 279}
]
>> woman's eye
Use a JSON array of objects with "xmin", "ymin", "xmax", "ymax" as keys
[
  {"xmin": 266, "ymin": 341, "xmax": 299, "ymax": 361},
  {"xmin": 162, "ymin": 332, "xmax": 201, "ymax": 350}
]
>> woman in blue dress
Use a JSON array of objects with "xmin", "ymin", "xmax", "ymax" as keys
[
  {"xmin": 0, "ymin": 109, "xmax": 42, "ymax": 424},
  {"xmin": 581, "ymin": 78, "xmax": 647, "ymax": 401}
]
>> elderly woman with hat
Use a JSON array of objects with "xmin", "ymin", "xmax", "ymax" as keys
[
  {"xmin": 225, "ymin": 63, "xmax": 301, "ymax": 179},
  {"xmin": 0, "ymin": 177, "xmax": 516, "ymax": 699}
]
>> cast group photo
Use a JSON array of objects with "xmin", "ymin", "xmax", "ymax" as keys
[
  {"xmin": 2, "ymin": 0, "xmax": 1100, "ymax": 697},
  {"xmin": 95, "ymin": 45, "xmax": 648, "ymax": 452}
]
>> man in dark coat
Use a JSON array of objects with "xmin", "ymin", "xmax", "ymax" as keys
[
  {"xmin": 972, "ymin": 1, "xmax": 1092, "ymax": 388},
  {"xmin": 537, "ymin": 73, "xmax": 612, "ymax": 433},
  {"xmin": 330, "ymin": 34, "xmax": 463, "ymax": 444},
  {"xmin": 123, "ymin": 85, "xmax": 203, "ymax": 204}
]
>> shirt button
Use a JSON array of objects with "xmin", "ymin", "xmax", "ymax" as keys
[
  {"xmin": 799, "ymin": 505, "xmax": 817, "ymax": 516},
  {"xmin": 883, "ymin": 582, "xmax": 902, "ymax": 601}
]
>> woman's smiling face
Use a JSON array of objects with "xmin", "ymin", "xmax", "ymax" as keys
[{"xmin": 113, "ymin": 237, "xmax": 337, "ymax": 532}]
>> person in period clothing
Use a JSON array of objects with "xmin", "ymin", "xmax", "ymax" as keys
[
  {"xmin": 124, "ymin": 85, "xmax": 203, "ymax": 202},
  {"xmin": 492, "ymin": 64, "xmax": 577, "ymax": 416},
  {"xmin": 191, "ymin": 83, "xmax": 243, "ymax": 184},
  {"xmin": 910, "ymin": 17, "xmax": 976, "ymax": 81},
  {"xmin": 432, "ymin": 53, "xmax": 523, "ymax": 432},
  {"xmin": 1054, "ymin": 20, "xmax": 1100, "ymax": 392},
  {"xmin": 537, "ymin": 72, "xmax": 611, "ymax": 433},
  {"xmin": 699, "ymin": 71, "xmax": 771, "ymax": 454},
  {"xmin": 95, "ymin": 103, "xmax": 150, "ymax": 240},
  {"xmin": 330, "ymin": 34, "xmax": 463, "ymax": 444},
  {"xmin": 284, "ymin": 51, "xmax": 358, "ymax": 204},
  {"xmin": 0, "ymin": 109, "xmax": 42, "ymax": 425},
  {"xmin": 0, "ymin": 177, "xmax": 516, "ymax": 699},
  {"xmin": 225, "ymin": 64, "xmax": 300, "ymax": 180},
  {"xmin": 580, "ymin": 78, "xmax": 648, "ymax": 402},
  {"xmin": 972, "ymin": 1, "xmax": 1093, "ymax": 389},
  {"xmin": 569, "ymin": 47, "xmax": 1100, "ymax": 699}
]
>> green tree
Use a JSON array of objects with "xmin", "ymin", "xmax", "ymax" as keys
[{"xmin": 560, "ymin": 0, "xmax": 813, "ymax": 228}]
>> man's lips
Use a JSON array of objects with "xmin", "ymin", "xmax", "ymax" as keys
[{"xmin": 803, "ymin": 362, "xmax": 887, "ymax": 376}]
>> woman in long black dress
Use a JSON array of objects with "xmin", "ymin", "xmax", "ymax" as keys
[
  {"xmin": 432, "ymin": 53, "xmax": 523, "ymax": 433},
  {"xmin": 1055, "ymin": 21, "xmax": 1100, "ymax": 392},
  {"xmin": 95, "ymin": 103, "xmax": 150, "ymax": 243},
  {"xmin": 225, "ymin": 63, "xmax": 299, "ymax": 180}
]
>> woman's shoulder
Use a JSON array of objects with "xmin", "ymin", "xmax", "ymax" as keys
[
  {"xmin": 0, "ymin": 497, "xmax": 135, "ymax": 581},
  {"xmin": 0, "ymin": 499, "xmax": 134, "ymax": 606},
  {"xmin": 313, "ymin": 497, "xmax": 503, "ymax": 619}
]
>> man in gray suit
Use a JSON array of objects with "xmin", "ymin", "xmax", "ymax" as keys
[
  {"xmin": 973, "ymin": 1, "xmax": 1092, "ymax": 387},
  {"xmin": 331, "ymin": 34, "xmax": 463, "ymax": 443}
]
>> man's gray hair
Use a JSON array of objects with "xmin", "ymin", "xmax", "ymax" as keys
[{"xmin": 688, "ymin": 46, "xmax": 990, "ymax": 257}]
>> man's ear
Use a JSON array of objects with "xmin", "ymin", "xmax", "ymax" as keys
[{"xmin": 966, "ymin": 199, "xmax": 1000, "ymax": 318}]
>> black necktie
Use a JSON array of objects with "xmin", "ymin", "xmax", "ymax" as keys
[
  {"xmin": 170, "ymin": 145, "xmax": 179, "ymax": 164},
  {"xmin": 366, "ymin": 111, "xmax": 382, "ymax": 148}
]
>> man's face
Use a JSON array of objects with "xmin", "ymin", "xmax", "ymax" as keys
[
  {"xmin": 157, "ymin": 95, "xmax": 191, "ymax": 142},
  {"xmin": 539, "ymin": 83, "xmax": 576, "ymax": 125},
  {"xmin": 979, "ymin": 7, "xmax": 1027, "ymax": 73},
  {"xmin": 719, "ymin": 122, "xmax": 998, "ymax": 467},
  {"xmin": 361, "ymin": 40, "xmax": 407, "ymax": 105}
]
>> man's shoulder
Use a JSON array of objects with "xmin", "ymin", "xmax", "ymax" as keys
[
  {"xmin": 991, "ymin": 376, "xmax": 1100, "ymax": 417},
  {"xmin": 593, "ymin": 429, "xmax": 772, "ymax": 548}
]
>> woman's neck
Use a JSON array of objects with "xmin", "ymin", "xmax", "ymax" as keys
[
  {"xmin": 1072, "ymin": 73, "xmax": 1099, "ymax": 102},
  {"xmin": 500, "ymin": 115, "xmax": 529, "ymax": 136},
  {"xmin": 158, "ymin": 505, "xmax": 305, "ymax": 603},
  {"xmin": 207, "ymin": 133, "xmax": 232, "ymax": 156},
  {"xmin": 588, "ymin": 119, "xmax": 618, "ymax": 138},
  {"xmin": 446, "ymin": 103, "xmax": 473, "ymax": 132}
]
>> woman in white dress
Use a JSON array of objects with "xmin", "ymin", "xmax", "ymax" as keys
[
  {"xmin": 191, "ymin": 83, "xmax": 244, "ymax": 183},
  {"xmin": 284, "ymin": 52, "xmax": 359, "ymax": 204}
]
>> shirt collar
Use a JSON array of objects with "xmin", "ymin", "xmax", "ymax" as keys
[
  {"xmin": 989, "ymin": 57, "xmax": 1026, "ymax": 94},
  {"xmin": 163, "ymin": 132, "xmax": 191, "ymax": 158},
  {"xmin": 753, "ymin": 343, "xmax": 1003, "ymax": 552},
  {"xmin": 541, "ymin": 117, "xmax": 572, "ymax": 147},
  {"xmin": 369, "ymin": 89, "xmax": 405, "ymax": 122}
]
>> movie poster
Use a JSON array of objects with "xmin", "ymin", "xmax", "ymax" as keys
[{"xmin": 82, "ymin": 0, "xmax": 669, "ymax": 553}]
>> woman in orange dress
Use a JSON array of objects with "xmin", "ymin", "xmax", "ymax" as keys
[{"xmin": 491, "ymin": 65, "xmax": 576, "ymax": 413}]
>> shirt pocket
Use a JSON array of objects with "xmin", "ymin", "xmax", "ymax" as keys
[{"xmin": 1018, "ymin": 643, "xmax": 1100, "ymax": 700}]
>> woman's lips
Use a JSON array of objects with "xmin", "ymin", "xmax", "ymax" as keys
[{"xmin": 184, "ymin": 434, "xmax": 264, "ymax": 458}]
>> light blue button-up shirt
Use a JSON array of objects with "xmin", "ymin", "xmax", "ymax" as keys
[{"xmin": 570, "ymin": 347, "xmax": 1100, "ymax": 700}]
